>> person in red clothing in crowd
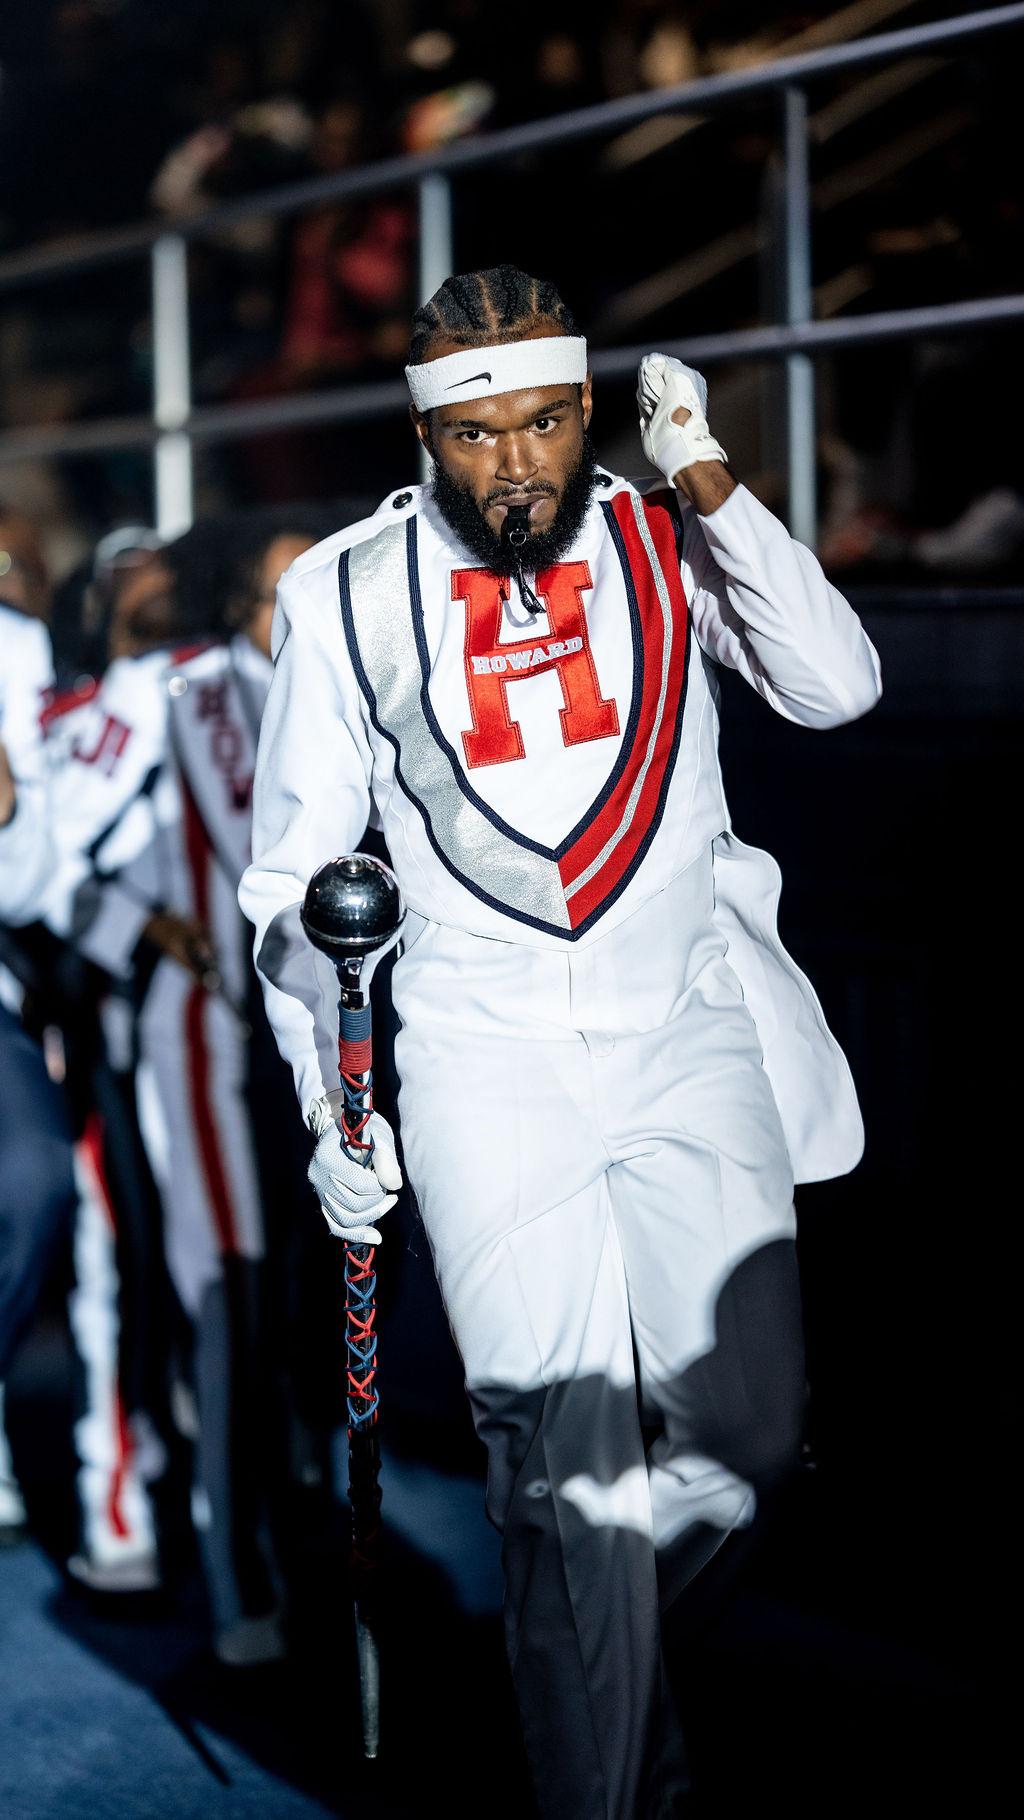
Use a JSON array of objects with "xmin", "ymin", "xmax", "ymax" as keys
[
  {"xmin": 280, "ymin": 98, "xmax": 413, "ymax": 384},
  {"xmin": 231, "ymin": 97, "xmax": 413, "ymax": 502}
]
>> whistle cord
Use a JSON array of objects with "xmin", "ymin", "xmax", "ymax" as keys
[
  {"xmin": 512, "ymin": 563, "xmax": 544, "ymax": 616},
  {"xmin": 502, "ymin": 504, "xmax": 546, "ymax": 617}
]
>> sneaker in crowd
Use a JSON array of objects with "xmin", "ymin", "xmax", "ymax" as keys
[{"xmin": 66, "ymin": 1541, "xmax": 161, "ymax": 1593}]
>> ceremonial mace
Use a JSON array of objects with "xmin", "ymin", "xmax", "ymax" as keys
[{"xmin": 301, "ymin": 853, "xmax": 405, "ymax": 1761}]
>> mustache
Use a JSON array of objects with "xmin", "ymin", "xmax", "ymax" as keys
[
  {"xmin": 483, "ymin": 483, "xmax": 557, "ymax": 508},
  {"xmin": 429, "ymin": 433, "xmax": 598, "ymax": 575}
]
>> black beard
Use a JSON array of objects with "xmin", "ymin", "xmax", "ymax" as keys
[{"xmin": 429, "ymin": 434, "xmax": 598, "ymax": 574}]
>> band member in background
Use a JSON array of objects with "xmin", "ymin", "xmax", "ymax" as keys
[{"xmin": 0, "ymin": 542, "xmax": 76, "ymax": 1539}]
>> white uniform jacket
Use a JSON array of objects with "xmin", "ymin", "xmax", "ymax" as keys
[
  {"xmin": 0, "ymin": 603, "xmax": 56, "ymax": 926},
  {"xmin": 44, "ymin": 638, "xmax": 270, "ymax": 1006},
  {"xmin": 240, "ymin": 475, "xmax": 882, "ymax": 1183}
]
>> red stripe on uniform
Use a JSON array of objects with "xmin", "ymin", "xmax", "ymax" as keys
[
  {"xmin": 80, "ymin": 1109, "xmax": 117, "ymax": 1235},
  {"xmin": 181, "ymin": 777, "xmax": 240, "ymax": 1256},
  {"xmin": 106, "ymin": 1392, "xmax": 133, "ymax": 1541},
  {"xmin": 76, "ymin": 1112, "xmax": 132, "ymax": 1539},
  {"xmin": 41, "ymin": 677, "xmax": 100, "ymax": 729},
  {"xmin": 557, "ymin": 494, "xmax": 689, "ymax": 928}
]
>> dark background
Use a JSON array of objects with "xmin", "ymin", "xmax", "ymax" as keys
[{"xmin": 0, "ymin": 3, "xmax": 1019, "ymax": 1815}]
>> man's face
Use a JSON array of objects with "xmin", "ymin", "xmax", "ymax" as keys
[
  {"xmin": 108, "ymin": 556, "xmax": 177, "ymax": 659},
  {"xmin": 247, "ymin": 533, "xmax": 315, "ymax": 659},
  {"xmin": 412, "ymin": 334, "xmax": 595, "ymax": 572}
]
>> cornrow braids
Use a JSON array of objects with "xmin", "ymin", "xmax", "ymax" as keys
[{"xmin": 409, "ymin": 265, "xmax": 578, "ymax": 366}]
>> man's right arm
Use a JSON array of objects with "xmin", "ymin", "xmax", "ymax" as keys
[{"xmin": 240, "ymin": 560, "xmax": 374, "ymax": 1119}]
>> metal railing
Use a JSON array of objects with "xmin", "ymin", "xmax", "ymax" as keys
[{"xmin": 1, "ymin": 2, "xmax": 1022, "ymax": 543}]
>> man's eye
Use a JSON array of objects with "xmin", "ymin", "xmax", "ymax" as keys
[
  {"xmin": 459, "ymin": 430, "xmax": 483, "ymax": 442},
  {"xmin": 535, "ymin": 418, "xmax": 554, "ymax": 432}
]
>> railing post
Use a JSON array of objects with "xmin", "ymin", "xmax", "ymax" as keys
[
  {"xmin": 151, "ymin": 234, "xmax": 193, "ymax": 535},
  {"xmin": 416, "ymin": 174, "xmax": 453, "ymax": 481},
  {"xmin": 418, "ymin": 172, "xmax": 453, "ymax": 308},
  {"xmin": 780, "ymin": 85, "xmax": 816, "ymax": 548}
]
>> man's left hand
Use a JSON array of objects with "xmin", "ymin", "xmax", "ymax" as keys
[{"xmin": 637, "ymin": 354, "xmax": 732, "ymax": 508}]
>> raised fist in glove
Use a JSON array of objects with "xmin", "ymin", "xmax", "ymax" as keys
[
  {"xmin": 637, "ymin": 353, "xmax": 727, "ymax": 487},
  {"xmin": 307, "ymin": 1091, "xmax": 402, "ymax": 1246}
]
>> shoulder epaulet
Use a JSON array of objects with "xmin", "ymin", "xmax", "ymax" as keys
[
  {"xmin": 381, "ymin": 486, "xmax": 420, "ymax": 516},
  {"xmin": 283, "ymin": 487, "xmax": 423, "ymax": 590}
]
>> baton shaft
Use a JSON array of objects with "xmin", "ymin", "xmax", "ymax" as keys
[{"xmin": 336, "ymin": 977, "xmax": 383, "ymax": 1759}]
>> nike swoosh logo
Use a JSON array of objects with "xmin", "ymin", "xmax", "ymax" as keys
[{"xmin": 447, "ymin": 371, "xmax": 492, "ymax": 389}]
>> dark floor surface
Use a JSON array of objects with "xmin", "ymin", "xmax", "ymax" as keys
[{"xmin": 0, "ymin": 1297, "xmax": 1003, "ymax": 1820}]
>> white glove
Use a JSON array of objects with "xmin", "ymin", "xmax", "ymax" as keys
[
  {"xmin": 637, "ymin": 352, "xmax": 727, "ymax": 485},
  {"xmin": 306, "ymin": 1092, "xmax": 402, "ymax": 1245}
]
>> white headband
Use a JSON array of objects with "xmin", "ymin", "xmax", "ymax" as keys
[{"xmin": 405, "ymin": 335, "xmax": 588, "ymax": 411}]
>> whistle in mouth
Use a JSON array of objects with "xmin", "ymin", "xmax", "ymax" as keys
[{"xmin": 502, "ymin": 503, "xmax": 532, "ymax": 551}]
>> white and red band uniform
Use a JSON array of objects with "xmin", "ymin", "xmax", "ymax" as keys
[
  {"xmin": 0, "ymin": 603, "xmax": 55, "ymax": 927},
  {"xmin": 44, "ymin": 636, "xmax": 273, "ymax": 1309},
  {"xmin": 43, "ymin": 633, "xmax": 281, "ymax": 1630},
  {"xmin": 242, "ymin": 472, "xmax": 881, "ymax": 1184}
]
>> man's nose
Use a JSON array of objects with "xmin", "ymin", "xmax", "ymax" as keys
[{"xmin": 495, "ymin": 436, "xmax": 537, "ymax": 486}]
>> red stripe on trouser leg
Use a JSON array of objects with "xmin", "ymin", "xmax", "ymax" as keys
[
  {"xmin": 185, "ymin": 986, "xmax": 240, "ymax": 1253},
  {"xmin": 77, "ymin": 1113, "xmax": 134, "ymax": 1542},
  {"xmin": 81, "ymin": 1111, "xmax": 118, "ymax": 1235},
  {"xmin": 106, "ymin": 1390, "xmax": 132, "ymax": 1541}
]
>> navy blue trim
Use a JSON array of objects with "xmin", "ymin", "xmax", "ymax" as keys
[
  {"xmin": 405, "ymin": 519, "xmax": 549, "ymax": 861},
  {"xmin": 568, "ymin": 583, "xmax": 691, "ymax": 938},
  {"xmin": 339, "ymin": 544, "xmax": 572, "ymax": 940},
  {"xmin": 85, "ymin": 762, "xmax": 161, "ymax": 865},
  {"xmin": 558, "ymin": 493, "xmax": 692, "ymax": 937},
  {"xmin": 339, "ymin": 502, "xmax": 692, "ymax": 944},
  {"xmin": 406, "ymin": 512, "xmax": 645, "ymax": 862},
  {"xmin": 644, "ymin": 485, "xmax": 686, "ymax": 561}
]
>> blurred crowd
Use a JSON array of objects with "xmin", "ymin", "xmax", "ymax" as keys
[
  {"xmin": 0, "ymin": 496, "xmax": 388, "ymax": 1664},
  {"xmin": 0, "ymin": 1, "xmax": 1021, "ymax": 567}
]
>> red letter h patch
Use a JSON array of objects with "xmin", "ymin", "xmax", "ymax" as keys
[{"xmin": 455, "ymin": 562, "xmax": 619, "ymax": 769}]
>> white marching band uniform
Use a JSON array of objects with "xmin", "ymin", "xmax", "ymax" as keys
[
  {"xmin": 43, "ymin": 637, "xmax": 283, "ymax": 1646},
  {"xmin": 45, "ymin": 639, "xmax": 272, "ymax": 1300},
  {"xmin": 242, "ymin": 454, "xmax": 881, "ymax": 1814},
  {"xmin": 1, "ymin": 605, "xmax": 61, "ymax": 1533},
  {"xmin": 0, "ymin": 604, "xmax": 55, "ymax": 926}
]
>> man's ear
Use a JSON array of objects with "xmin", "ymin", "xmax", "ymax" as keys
[
  {"xmin": 581, "ymin": 374, "xmax": 593, "ymax": 433},
  {"xmin": 410, "ymin": 405, "xmax": 431, "ymax": 452}
]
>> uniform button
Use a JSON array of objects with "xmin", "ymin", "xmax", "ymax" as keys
[
  {"xmin": 393, "ymin": 491, "xmax": 413, "ymax": 508},
  {"xmin": 595, "ymin": 471, "xmax": 612, "ymax": 487}
]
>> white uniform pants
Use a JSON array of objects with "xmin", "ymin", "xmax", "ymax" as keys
[
  {"xmin": 393, "ymin": 849, "xmax": 805, "ymax": 1819},
  {"xmin": 69, "ymin": 1116, "xmax": 157, "ymax": 1566},
  {"xmin": 136, "ymin": 960, "xmax": 277, "ymax": 1633}
]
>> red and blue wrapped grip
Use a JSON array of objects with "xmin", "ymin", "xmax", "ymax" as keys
[{"xmin": 338, "ymin": 999, "xmax": 380, "ymax": 1436}]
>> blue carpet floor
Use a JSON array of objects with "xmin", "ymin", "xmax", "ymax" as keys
[
  {"xmin": 0, "ymin": 1423, "xmax": 995, "ymax": 1818},
  {"xmin": 0, "ymin": 1545, "xmax": 338, "ymax": 1820},
  {"xmin": 0, "ymin": 1444, "xmax": 518, "ymax": 1820}
]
